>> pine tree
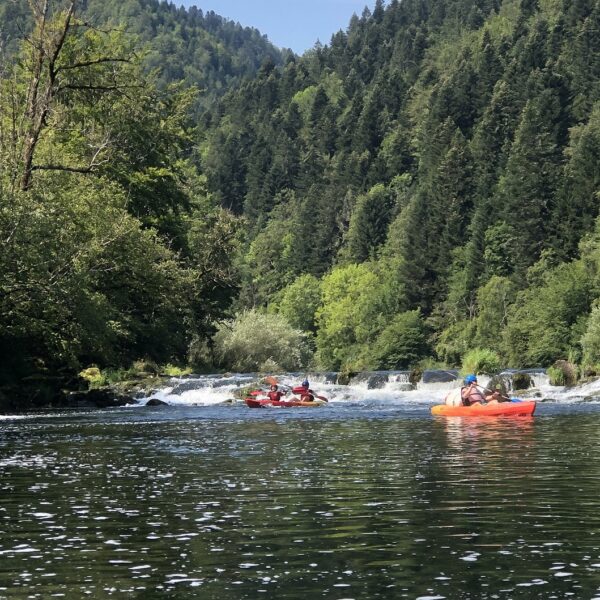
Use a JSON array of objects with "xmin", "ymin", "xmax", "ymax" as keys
[
  {"xmin": 344, "ymin": 184, "xmax": 395, "ymax": 262},
  {"xmin": 496, "ymin": 86, "xmax": 565, "ymax": 276},
  {"xmin": 550, "ymin": 104, "xmax": 600, "ymax": 259}
]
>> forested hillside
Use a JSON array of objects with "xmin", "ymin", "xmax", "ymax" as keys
[
  {"xmin": 0, "ymin": 0, "xmax": 285, "ymax": 109},
  {"xmin": 2, "ymin": 0, "xmax": 600, "ymax": 408},
  {"xmin": 201, "ymin": 0, "xmax": 600, "ymax": 377}
]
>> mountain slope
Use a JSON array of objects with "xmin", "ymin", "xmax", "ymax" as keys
[
  {"xmin": 0, "ymin": 0, "xmax": 286, "ymax": 108},
  {"xmin": 201, "ymin": 0, "xmax": 600, "ymax": 370}
]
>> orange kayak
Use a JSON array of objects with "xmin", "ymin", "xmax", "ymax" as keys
[{"xmin": 431, "ymin": 400, "xmax": 536, "ymax": 417}]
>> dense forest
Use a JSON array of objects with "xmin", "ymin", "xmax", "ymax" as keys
[
  {"xmin": 201, "ymin": 0, "xmax": 600, "ymax": 380},
  {"xmin": 1, "ymin": 0, "xmax": 600, "ymax": 406},
  {"xmin": 0, "ymin": 0, "xmax": 286, "ymax": 109}
]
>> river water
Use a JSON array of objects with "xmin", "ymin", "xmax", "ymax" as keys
[{"xmin": 2, "ymin": 374, "xmax": 600, "ymax": 599}]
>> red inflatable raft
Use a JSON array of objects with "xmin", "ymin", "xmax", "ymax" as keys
[
  {"xmin": 245, "ymin": 397, "xmax": 327, "ymax": 408},
  {"xmin": 431, "ymin": 400, "xmax": 536, "ymax": 417}
]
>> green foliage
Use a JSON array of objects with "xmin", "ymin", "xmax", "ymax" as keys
[
  {"xmin": 213, "ymin": 310, "xmax": 311, "ymax": 372},
  {"xmin": 5, "ymin": 0, "xmax": 600, "ymax": 394},
  {"xmin": 162, "ymin": 364, "xmax": 193, "ymax": 377},
  {"xmin": 494, "ymin": 73, "xmax": 568, "ymax": 277},
  {"xmin": 0, "ymin": 0, "xmax": 284, "ymax": 112},
  {"xmin": 189, "ymin": 0, "xmax": 600, "ymax": 378},
  {"xmin": 0, "ymin": 5, "xmax": 243, "ymax": 404},
  {"xmin": 461, "ymin": 348, "xmax": 502, "ymax": 376},
  {"xmin": 0, "ymin": 176, "xmax": 188, "ymax": 369},
  {"xmin": 473, "ymin": 276, "xmax": 517, "ymax": 350},
  {"xmin": 368, "ymin": 310, "xmax": 430, "ymax": 370},
  {"xmin": 78, "ymin": 360, "xmax": 190, "ymax": 390},
  {"xmin": 343, "ymin": 184, "xmax": 396, "ymax": 262},
  {"xmin": 214, "ymin": 0, "xmax": 600, "ymax": 374},
  {"xmin": 483, "ymin": 223, "xmax": 519, "ymax": 277},
  {"xmin": 580, "ymin": 302, "xmax": 600, "ymax": 369},
  {"xmin": 547, "ymin": 360, "xmax": 578, "ymax": 386},
  {"xmin": 550, "ymin": 103, "xmax": 600, "ymax": 258},
  {"xmin": 315, "ymin": 263, "xmax": 404, "ymax": 370},
  {"xmin": 79, "ymin": 367, "xmax": 106, "ymax": 389},
  {"xmin": 271, "ymin": 274, "xmax": 321, "ymax": 333},
  {"xmin": 185, "ymin": 203, "xmax": 243, "ymax": 336},
  {"xmin": 315, "ymin": 264, "xmax": 381, "ymax": 369},
  {"xmin": 504, "ymin": 260, "xmax": 592, "ymax": 367},
  {"xmin": 435, "ymin": 319, "xmax": 476, "ymax": 367},
  {"xmin": 242, "ymin": 198, "xmax": 298, "ymax": 305},
  {"xmin": 546, "ymin": 365, "xmax": 567, "ymax": 386}
]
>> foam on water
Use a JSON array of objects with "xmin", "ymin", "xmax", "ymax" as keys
[
  {"xmin": 537, "ymin": 376, "xmax": 600, "ymax": 403},
  {"xmin": 137, "ymin": 369, "xmax": 562, "ymax": 407}
]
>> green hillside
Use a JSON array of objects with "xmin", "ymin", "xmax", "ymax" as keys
[
  {"xmin": 201, "ymin": 0, "xmax": 600, "ymax": 374},
  {"xmin": 0, "ymin": 0, "xmax": 286, "ymax": 109}
]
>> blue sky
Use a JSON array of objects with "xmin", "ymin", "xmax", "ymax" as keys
[{"xmin": 176, "ymin": 0, "xmax": 377, "ymax": 54}]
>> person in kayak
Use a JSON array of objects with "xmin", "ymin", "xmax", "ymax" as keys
[
  {"xmin": 267, "ymin": 384, "xmax": 285, "ymax": 402},
  {"xmin": 299, "ymin": 379, "xmax": 315, "ymax": 402},
  {"xmin": 461, "ymin": 374, "xmax": 502, "ymax": 406}
]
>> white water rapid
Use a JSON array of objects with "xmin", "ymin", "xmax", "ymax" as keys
[{"xmin": 137, "ymin": 369, "xmax": 600, "ymax": 407}]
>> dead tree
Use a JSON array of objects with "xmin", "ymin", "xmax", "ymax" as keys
[{"xmin": 18, "ymin": 0, "xmax": 133, "ymax": 191}]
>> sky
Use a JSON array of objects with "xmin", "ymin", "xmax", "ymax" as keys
[{"xmin": 177, "ymin": 0, "xmax": 377, "ymax": 54}]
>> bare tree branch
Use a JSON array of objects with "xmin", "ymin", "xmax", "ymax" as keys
[
  {"xmin": 30, "ymin": 135, "xmax": 111, "ymax": 174},
  {"xmin": 55, "ymin": 57, "xmax": 131, "ymax": 72},
  {"xmin": 20, "ymin": 0, "xmax": 76, "ymax": 190},
  {"xmin": 17, "ymin": 0, "xmax": 137, "ymax": 191},
  {"xmin": 56, "ymin": 83, "xmax": 140, "ymax": 93}
]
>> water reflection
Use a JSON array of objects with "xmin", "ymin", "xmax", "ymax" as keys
[{"xmin": 0, "ymin": 408, "xmax": 600, "ymax": 598}]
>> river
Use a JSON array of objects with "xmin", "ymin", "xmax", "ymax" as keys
[{"xmin": 1, "ymin": 373, "xmax": 600, "ymax": 599}]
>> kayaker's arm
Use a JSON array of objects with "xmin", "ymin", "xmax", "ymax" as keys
[{"xmin": 477, "ymin": 385, "xmax": 510, "ymax": 403}]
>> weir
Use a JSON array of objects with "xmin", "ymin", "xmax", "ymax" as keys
[{"xmin": 141, "ymin": 369, "xmax": 555, "ymax": 407}]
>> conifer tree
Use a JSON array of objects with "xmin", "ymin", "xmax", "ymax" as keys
[
  {"xmin": 496, "ymin": 84, "xmax": 565, "ymax": 276},
  {"xmin": 550, "ymin": 104, "xmax": 600, "ymax": 259}
]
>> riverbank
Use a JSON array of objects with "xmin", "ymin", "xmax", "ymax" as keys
[
  {"xmin": 3, "ymin": 363, "xmax": 588, "ymax": 414},
  {"xmin": 0, "ymin": 370, "xmax": 171, "ymax": 414}
]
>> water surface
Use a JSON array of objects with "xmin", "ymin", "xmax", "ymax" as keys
[{"xmin": 1, "ymin": 402, "xmax": 600, "ymax": 599}]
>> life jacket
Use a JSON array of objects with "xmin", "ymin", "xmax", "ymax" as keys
[
  {"xmin": 267, "ymin": 390, "xmax": 284, "ymax": 402},
  {"xmin": 292, "ymin": 385, "xmax": 314, "ymax": 401},
  {"xmin": 461, "ymin": 386, "xmax": 485, "ymax": 406}
]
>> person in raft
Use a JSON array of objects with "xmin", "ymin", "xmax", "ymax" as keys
[
  {"xmin": 461, "ymin": 374, "xmax": 503, "ymax": 406},
  {"xmin": 267, "ymin": 384, "xmax": 285, "ymax": 402},
  {"xmin": 299, "ymin": 379, "xmax": 315, "ymax": 402}
]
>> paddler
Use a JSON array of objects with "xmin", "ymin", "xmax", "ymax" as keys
[
  {"xmin": 299, "ymin": 379, "xmax": 315, "ymax": 402},
  {"xmin": 461, "ymin": 374, "xmax": 503, "ymax": 406},
  {"xmin": 267, "ymin": 384, "xmax": 285, "ymax": 402}
]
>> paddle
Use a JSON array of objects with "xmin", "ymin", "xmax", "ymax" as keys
[{"xmin": 477, "ymin": 384, "xmax": 512, "ymax": 403}]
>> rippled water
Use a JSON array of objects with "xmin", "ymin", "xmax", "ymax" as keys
[{"xmin": 2, "ymin": 403, "xmax": 600, "ymax": 599}]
